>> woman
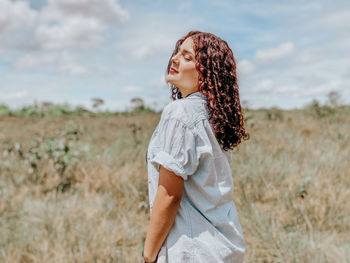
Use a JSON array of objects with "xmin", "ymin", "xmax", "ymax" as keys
[{"xmin": 143, "ymin": 30, "xmax": 249, "ymax": 263}]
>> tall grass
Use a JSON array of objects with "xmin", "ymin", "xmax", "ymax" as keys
[{"xmin": 0, "ymin": 105, "xmax": 349, "ymax": 262}]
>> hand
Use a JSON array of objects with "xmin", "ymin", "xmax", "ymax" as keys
[{"xmin": 143, "ymin": 252, "xmax": 158, "ymax": 263}]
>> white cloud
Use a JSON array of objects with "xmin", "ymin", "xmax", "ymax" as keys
[
  {"xmin": 237, "ymin": 59, "xmax": 255, "ymax": 77},
  {"xmin": 294, "ymin": 52, "xmax": 314, "ymax": 65},
  {"xmin": 149, "ymin": 75, "xmax": 167, "ymax": 90},
  {"xmin": 115, "ymin": 16, "xmax": 188, "ymax": 61},
  {"xmin": 178, "ymin": 1, "xmax": 192, "ymax": 10},
  {"xmin": 255, "ymin": 41, "xmax": 295, "ymax": 63},
  {"xmin": 44, "ymin": 0, "xmax": 130, "ymax": 24},
  {"xmin": 0, "ymin": 90, "xmax": 28, "ymax": 100},
  {"xmin": 14, "ymin": 54, "xmax": 55, "ymax": 70},
  {"xmin": 128, "ymin": 34, "xmax": 176, "ymax": 60},
  {"xmin": 34, "ymin": 0, "xmax": 129, "ymax": 50},
  {"xmin": 55, "ymin": 51, "xmax": 88, "ymax": 75},
  {"xmin": 14, "ymin": 50, "xmax": 88, "ymax": 75},
  {"xmin": 254, "ymin": 79, "xmax": 274, "ymax": 93},
  {"xmin": 311, "ymin": 9, "xmax": 350, "ymax": 31},
  {"xmin": 0, "ymin": 0, "xmax": 129, "ymax": 50},
  {"xmin": 121, "ymin": 85, "xmax": 143, "ymax": 95},
  {"xmin": 35, "ymin": 17, "xmax": 106, "ymax": 50},
  {"xmin": 131, "ymin": 46, "xmax": 152, "ymax": 60},
  {"xmin": 0, "ymin": 0, "xmax": 37, "ymax": 36}
]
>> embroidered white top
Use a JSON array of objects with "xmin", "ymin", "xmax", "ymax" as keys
[{"xmin": 146, "ymin": 91, "xmax": 246, "ymax": 263}]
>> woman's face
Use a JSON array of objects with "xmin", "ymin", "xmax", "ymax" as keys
[{"xmin": 165, "ymin": 37, "xmax": 199, "ymax": 96}]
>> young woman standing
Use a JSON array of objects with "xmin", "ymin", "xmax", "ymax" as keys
[{"xmin": 143, "ymin": 30, "xmax": 249, "ymax": 263}]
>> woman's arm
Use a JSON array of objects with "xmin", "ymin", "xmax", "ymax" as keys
[{"xmin": 143, "ymin": 165, "xmax": 184, "ymax": 262}]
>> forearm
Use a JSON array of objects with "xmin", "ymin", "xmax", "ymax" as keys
[{"xmin": 143, "ymin": 186, "xmax": 181, "ymax": 261}]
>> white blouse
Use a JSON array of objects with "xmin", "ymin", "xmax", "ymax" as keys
[{"xmin": 146, "ymin": 91, "xmax": 246, "ymax": 263}]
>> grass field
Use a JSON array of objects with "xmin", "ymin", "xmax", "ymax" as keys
[{"xmin": 0, "ymin": 104, "xmax": 349, "ymax": 262}]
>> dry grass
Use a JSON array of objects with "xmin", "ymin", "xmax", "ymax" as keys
[{"xmin": 0, "ymin": 108, "xmax": 349, "ymax": 262}]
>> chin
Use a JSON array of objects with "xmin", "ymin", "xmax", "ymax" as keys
[{"xmin": 165, "ymin": 76, "xmax": 176, "ymax": 85}]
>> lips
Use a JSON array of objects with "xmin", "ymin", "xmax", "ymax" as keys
[{"xmin": 170, "ymin": 67, "xmax": 178, "ymax": 73}]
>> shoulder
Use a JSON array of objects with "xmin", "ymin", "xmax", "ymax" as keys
[
  {"xmin": 161, "ymin": 99, "xmax": 208, "ymax": 128},
  {"xmin": 161, "ymin": 99, "xmax": 187, "ymax": 121}
]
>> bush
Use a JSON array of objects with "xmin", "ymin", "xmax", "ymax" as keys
[
  {"xmin": 0, "ymin": 104, "xmax": 11, "ymax": 115},
  {"xmin": 3, "ymin": 122, "xmax": 88, "ymax": 193},
  {"xmin": 305, "ymin": 99, "xmax": 336, "ymax": 118}
]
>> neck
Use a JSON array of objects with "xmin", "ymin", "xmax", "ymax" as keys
[{"xmin": 181, "ymin": 88, "xmax": 199, "ymax": 98}]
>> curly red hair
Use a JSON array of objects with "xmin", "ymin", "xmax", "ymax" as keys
[{"xmin": 166, "ymin": 30, "xmax": 249, "ymax": 151}]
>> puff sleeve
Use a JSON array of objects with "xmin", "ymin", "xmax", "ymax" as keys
[{"xmin": 149, "ymin": 117, "xmax": 200, "ymax": 181}]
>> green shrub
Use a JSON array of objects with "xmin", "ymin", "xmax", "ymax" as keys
[{"xmin": 0, "ymin": 104, "xmax": 11, "ymax": 115}]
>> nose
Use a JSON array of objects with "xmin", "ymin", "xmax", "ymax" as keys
[{"xmin": 171, "ymin": 53, "xmax": 179, "ymax": 65}]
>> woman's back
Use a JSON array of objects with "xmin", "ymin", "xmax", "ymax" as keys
[{"xmin": 147, "ymin": 91, "xmax": 246, "ymax": 262}]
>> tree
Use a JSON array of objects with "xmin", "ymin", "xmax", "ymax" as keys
[
  {"xmin": 130, "ymin": 97, "xmax": 144, "ymax": 110},
  {"xmin": 91, "ymin": 98, "xmax": 104, "ymax": 109},
  {"xmin": 327, "ymin": 91, "xmax": 341, "ymax": 107}
]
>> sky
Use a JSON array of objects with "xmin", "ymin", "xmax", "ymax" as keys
[{"xmin": 0, "ymin": 0, "xmax": 349, "ymax": 112}]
